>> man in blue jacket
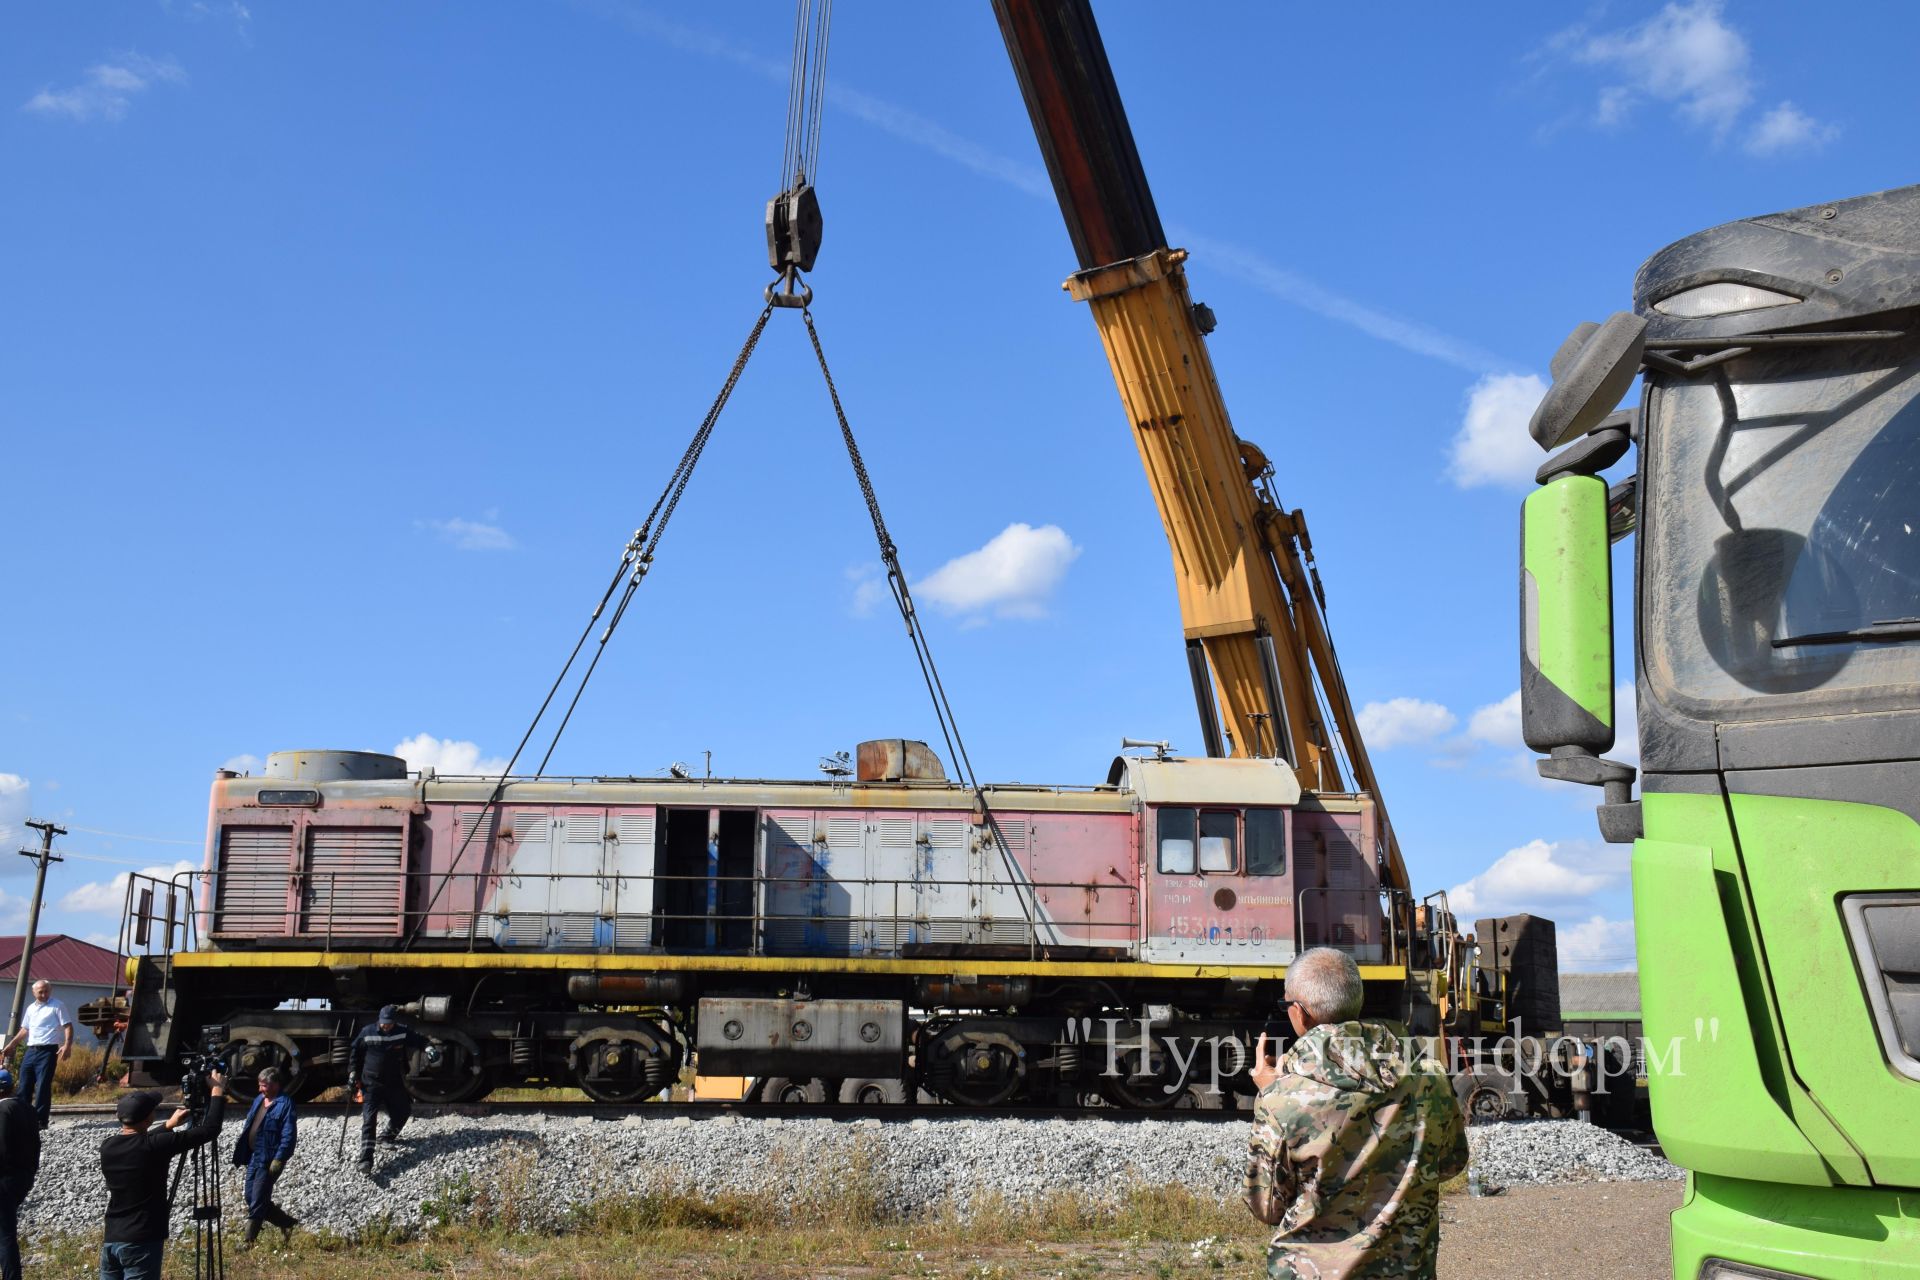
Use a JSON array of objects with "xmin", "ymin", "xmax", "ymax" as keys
[{"xmin": 231, "ymin": 1066, "xmax": 297, "ymax": 1247}]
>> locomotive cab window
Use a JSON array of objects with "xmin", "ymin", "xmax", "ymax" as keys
[
  {"xmin": 1158, "ymin": 808, "xmax": 1238, "ymax": 874},
  {"xmin": 1157, "ymin": 808, "xmax": 1196, "ymax": 874},
  {"xmin": 1245, "ymin": 808, "xmax": 1285, "ymax": 876},
  {"xmin": 1198, "ymin": 810, "xmax": 1237, "ymax": 872}
]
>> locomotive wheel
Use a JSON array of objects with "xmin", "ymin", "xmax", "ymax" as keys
[
  {"xmin": 578, "ymin": 1070, "xmax": 657, "ymax": 1105},
  {"xmin": 570, "ymin": 1025, "xmax": 679, "ymax": 1104},
  {"xmin": 223, "ymin": 1026, "xmax": 306, "ymax": 1099},
  {"xmin": 1453, "ymin": 1068, "xmax": 1522, "ymax": 1123},
  {"xmin": 1102, "ymin": 1035, "xmax": 1189, "ymax": 1110},
  {"xmin": 1168, "ymin": 1084, "xmax": 1226, "ymax": 1111},
  {"xmin": 925, "ymin": 1030, "xmax": 1026, "ymax": 1107},
  {"xmin": 405, "ymin": 1031, "xmax": 488, "ymax": 1104},
  {"xmin": 758, "ymin": 1076, "xmax": 827, "ymax": 1104},
  {"xmin": 838, "ymin": 1078, "xmax": 908, "ymax": 1105}
]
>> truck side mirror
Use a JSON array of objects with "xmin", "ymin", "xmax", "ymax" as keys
[
  {"xmin": 1522, "ymin": 472, "xmax": 1638, "ymax": 839},
  {"xmin": 1521, "ymin": 474, "xmax": 1616, "ymax": 756},
  {"xmin": 1530, "ymin": 313, "xmax": 1645, "ymax": 450}
]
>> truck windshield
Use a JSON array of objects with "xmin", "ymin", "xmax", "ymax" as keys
[{"xmin": 1643, "ymin": 333, "xmax": 1920, "ymax": 714}]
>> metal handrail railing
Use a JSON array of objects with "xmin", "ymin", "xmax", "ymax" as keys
[{"xmin": 119, "ymin": 868, "xmax": 1144, "ymax": 958}]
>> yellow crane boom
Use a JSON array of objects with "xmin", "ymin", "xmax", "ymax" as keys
[{"xmin": 993, "ymin": 0, "xmax": 1407, "ymax": 894}]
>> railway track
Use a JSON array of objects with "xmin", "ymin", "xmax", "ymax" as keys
[{"xmin": 49, "ymin": 1098, "xmax": 1252, "ymax": 1124}]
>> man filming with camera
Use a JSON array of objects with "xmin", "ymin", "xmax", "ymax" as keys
[{"xmin": 99, "ymin": 1069, "xmax": 226, "ymax": 1279}]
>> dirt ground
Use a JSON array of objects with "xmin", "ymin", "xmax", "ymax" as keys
[{"xmin": 1437, "ymin": 1181, "xmax": 1680, "ymax": 1280}]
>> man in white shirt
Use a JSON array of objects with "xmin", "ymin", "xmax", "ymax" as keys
[{"xmin": 2, "ymin": 982, "xmax": 73, "ymax": 1129}]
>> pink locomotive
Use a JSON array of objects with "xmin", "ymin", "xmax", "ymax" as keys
[{"xmin": 119, "ymin": 741, "xmax": 1392, "ymax": 1107}]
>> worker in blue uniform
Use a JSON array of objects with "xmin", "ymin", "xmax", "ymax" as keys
[
  {"xmin": 347, "ymin": 1006, "xmax": 431, "ymax": 1175},
  {"xmin": 230, "ymin": 1065, "xmax": 298, "ymax": 1247}
]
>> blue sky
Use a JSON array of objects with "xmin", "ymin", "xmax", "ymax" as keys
[{"xmin": 1, "ymin": 2, "xmax": 1901, "ymax": 969}]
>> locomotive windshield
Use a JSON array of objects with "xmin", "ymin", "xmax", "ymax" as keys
[{"xmin": 1642, "ymin": 330, "xmax": 1920, "ymax": 714}]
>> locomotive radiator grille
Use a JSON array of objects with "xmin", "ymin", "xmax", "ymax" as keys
[{"xmin": 214, "ymin": 825, "xmax": 293, "ymax": 936}]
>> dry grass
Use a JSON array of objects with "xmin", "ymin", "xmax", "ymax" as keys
[
  {"xmin": 28, "ymin": 1135, "xmax": 1271, "ymax": 1280},
  {"xmin": 2, "ymin": 1044, "xmax": 127, "ymax": 1102},
  {"xmin": 25, "ymin": 1179, "xmax": 1678, "ymax": 1280},
  {"xmin": 29, "ymin": 1179, "xmax": 1268, "ymax": 1279}
]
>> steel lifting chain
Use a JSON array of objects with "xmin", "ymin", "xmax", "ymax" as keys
[
  {"xmin": 800, "ymin": 307, "xmax": 1047, "ymax": 953},
  {"xmin": 405, "ymin": 305, "xmax": 775, "ymax": 947},
  {"xmin": 530, "ymin": 304, "xmax": 775, "ymax": 776}
]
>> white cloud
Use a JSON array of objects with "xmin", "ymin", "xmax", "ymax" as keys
[
  {"xmin": 1576, "ymin": 1, "xmax": 1752, "ymax": 138},
  {"xmin": 914, "ymin": 523, "xmax": 1081, "ymax": 621},
  {"xmin": 22, "ymin": 54, "xmax": 186, "ymax": 123},
  {"xmin": 1460, "ymin": 683, "xmax": 1636, "ymax": 771},
  {"xmin": 1449, "ymin": 839, "xmax": 1612, "ymax": 917},
  {"xmin": 419, "ymin": 517, "xmax": 516, "ymax": 552},
  {"xmin": 846, "ymin": 565, "xmax": 886, "ymax": 618},
  {"xmin": 220, "ymin": 754, "xmax": 263, "ymax": 775},
  {"xmin": 1745, "ymin": 101, "xmax": 1837, "ymax": 156},
  {"xmin": 59, "ymin": 861, "xmax": 197, "ymax": 915},
  {"xmin": 1449, "ymin": 373, "xmax": 1546, "ymax": 489},
  {"xmin": 0, "ymin": 774, "xmax": 28, "ymax": 849},
  {"xmin": 1357, "ymin": 698, "xmax": 1457, "ymax": 750},
  {"xmin": 1467, "ymin": 690, "xmax": 1524, "ymax": 750},
  {"xmin": 392, "ymin": 734, "xmax": 509, "ymax": 778},
  {"xmin": 1559, "ymin": 914, "xmax": 1639, "ymax": 971}
]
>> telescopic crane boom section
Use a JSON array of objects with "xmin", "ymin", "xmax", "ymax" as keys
[{"xmin": 992, "ymin": 0, "xmax": 1407, "ymax": 895}]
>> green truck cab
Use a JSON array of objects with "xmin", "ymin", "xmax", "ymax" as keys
[{"xmin": 1522, "ymin": 186, "xmax": 1920, "ymax": 1278}]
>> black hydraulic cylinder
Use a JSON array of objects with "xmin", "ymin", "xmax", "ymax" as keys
[{"xmin": 992, "ymin": 0, "xmax": 1167, "ymax": 271}]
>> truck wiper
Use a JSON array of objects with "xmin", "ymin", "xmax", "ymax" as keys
[{"xmin": 1773, "ymin": 617, "xmax": 1920, "ymax": 647}]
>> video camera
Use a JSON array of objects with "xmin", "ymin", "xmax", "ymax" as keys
[{"xmin": 177, "ymin": 1025, "xmax": 230, "ymax": 1115}]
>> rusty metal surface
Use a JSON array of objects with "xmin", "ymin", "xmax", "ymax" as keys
[{"xmin": 854, "ymin": 739, "xmax": 948, "ymax": 783}]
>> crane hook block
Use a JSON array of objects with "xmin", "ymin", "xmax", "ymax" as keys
[{"xmin": 766, "ymin": 183, "xmax": 823, "ymax": 274}]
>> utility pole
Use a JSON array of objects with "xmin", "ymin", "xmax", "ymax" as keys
[{"xmin": 8, "ymin": 820, "xmax": 65, "ymax": 1040}]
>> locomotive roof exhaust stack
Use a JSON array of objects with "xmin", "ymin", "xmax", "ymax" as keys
[{"xmin": 854, "ymin": 739, "xmax": 947, "ymax": 783}]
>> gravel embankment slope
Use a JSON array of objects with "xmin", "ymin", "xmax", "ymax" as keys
[{"xmin": 20, "ymin": 1112, "xmax": 1678, "ymax": 1240}]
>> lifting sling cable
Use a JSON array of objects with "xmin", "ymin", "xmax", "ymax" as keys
[
  {"xmin": 404, "ymin": 305, "xmax": 774, "ymax": 947},
  {"xmin": 800, "ymin": 308, "xmax": 1053, "ymax": 955},
  {"xmin": 767, "ymin": 0, "xmax": 1045, "ymax": 957},
  {"xmin": 781, "ymin": 0, "xmax": 831, "ymax": 191},
  {"xmin": 411, "ymin": 0, "xmax": 1052, "ymax": 955}
]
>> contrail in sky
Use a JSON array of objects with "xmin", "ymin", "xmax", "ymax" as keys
[{"xmin": 580, "ymin": 0, "xmax": 1514, "ymax": 375}]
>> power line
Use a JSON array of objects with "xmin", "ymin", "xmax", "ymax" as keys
[{"xmin": 62, "ymin": 824, "xmax": 199, "ymax": 847}]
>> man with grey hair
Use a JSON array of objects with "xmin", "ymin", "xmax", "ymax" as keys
[
  {"xmin": 2, "ymin": 980, "xmax": 73, "ymax": 1130},
  {"xmin": 1245, "ymin": 946, "xmax": 1467, "ymax": 1279}
]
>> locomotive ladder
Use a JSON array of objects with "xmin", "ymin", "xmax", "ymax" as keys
[{"xmin": 406, "ymin": 0, "xmax": 1050, "ymax": 954}]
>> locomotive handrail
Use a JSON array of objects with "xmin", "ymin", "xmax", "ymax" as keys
[
  {"xmin": 124, "ymin": 862, "xmax": 1396, "ymax": 970},
  {"xmin": 132, "ymin": 867, "xmax": 1145, "ymax": 958}
]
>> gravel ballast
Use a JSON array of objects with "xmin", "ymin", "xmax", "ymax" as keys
[{"xmin": 18, "ymin": 1111, "xmax": 1678, "ymax": 1241}]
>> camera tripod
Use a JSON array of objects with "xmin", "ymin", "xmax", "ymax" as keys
[{"xmin": 165, "ymin": 1103, "xmax": 226, "ymax": 1280}]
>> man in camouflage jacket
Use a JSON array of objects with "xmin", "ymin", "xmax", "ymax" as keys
[{"xmin": 1246, "ymin": 947, "xmax": 1468, "ymax": 1279}]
